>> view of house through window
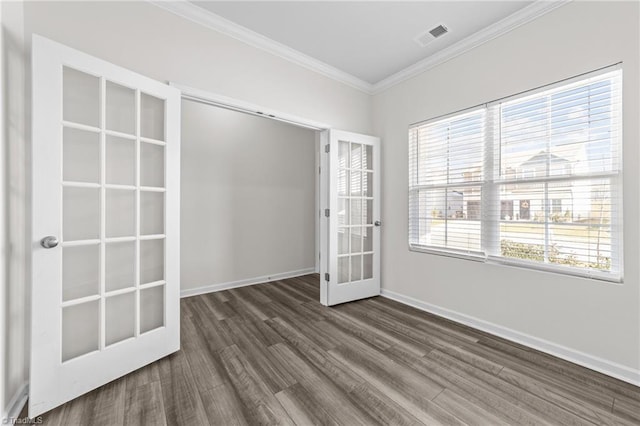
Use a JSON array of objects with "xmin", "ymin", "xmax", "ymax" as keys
[{"xmin": 409, "ymin": 66, "xmax": 622, "ymax": 280}]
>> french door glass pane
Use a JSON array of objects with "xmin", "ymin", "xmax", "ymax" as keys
[
  {"xmin": 338, "ymin": 141, "xmax": 350, "ymax": 168},
  {"xmin": 140, "ymin": 285, "xmax": 164, "ymax": 333},
  {"xmin": 62, "ymin": 244, "xmax": 100, "ymax": 301},
  {"xmin": 351, "ymin": 143, "xmax": 362, "ymax": 169},
  {"xmin": 338, "ymin": 169, "xmax": 349, "ymax": 196},
  {"xmin": 105, "ymin": 241, "xmax": 136, "ymax": 292},
  {"xmin": 63, "ymin": 67, "xmax": 100, "ymax": 127},
  {"xmin": 106, "ymin": 81, "xmax": 136, "ymax": 135},
  {"xmin": 106, "ymin": 189, "xmax": 135, "ymax": 238},
  {"xmin": 338, "ymin": 228, "xmax": 349, "ymax": 255},
  {"xmin": 106, "ymin": 135, "xmax": 136, "ymax": 185},
  {"xmin": 365, "ymin": 199, "xmax": 373, "ymax": 225},
  {"xmin": 350, "ymin": 228, "xmax": 362, "ymax": 253},
  {"xmin": 337, "ymin": 198, "xmax": 349, "ymax": 226},
  {"xmin": 338, "ymin": 257, "xmax": 349, "ymax": 284},
  {"xmin": 364, "ymin": 172, "xmax": 373, "ymax": 197},
  {"xmin": 140, "ymin": 143, "xmax": 164, "ymax": 188},
  {"xmin": 63, "ymin": 187, "xmax": 100, "ymax": 241},
  {"xmin": 62, "ymin": 300, "xmax": 99, "ymax": 362},
  {"xmin": 365, "ymin": 145, "xmax": 373, "ymax": 170},
  {"xmin": 350, "ymin": 255, "xmax": 362, "ymax": 281},
  {"xmin": 140, "ymin": 239, "xmax": 164, "ymax": 284},
  {"xmin": 141, "ymin": 191, "xmax": 164, "ymax": 235},
  {"xmin": 106, "ymin": 292, "xmax": 135, "ymax": 346},
  {"xmin": 63, "ymin": 128, "xmax": 100, "ymax": 183},
  {"xmin": 363, "ymin": 227, "xmax": 373, "ymax": 252},
  {"xmin": 350, "ymin": 199, "xmax": 362, "ymax": 225},
  {"xmin": 141, "ymin": 93, "xmax": 165, "ymax": 141},
  {"xmin": 363, "ymin": 254, "xmax": 373, "ymax": 279},
  {"xmin": 350, "ymin": 171, "xmax": 361, "ymax": 196}
]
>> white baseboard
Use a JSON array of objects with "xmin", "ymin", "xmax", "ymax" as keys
[
  {"xmin": 2, "ymin": 382, "xmax": 28, "ymax": 422},
  {"xmin": 381, "ymin": 289, "xmax": 640, "ymax": 387},
  {"xmin": 180, "ymin": 267, "xmax": 317, "ymax": 298}
]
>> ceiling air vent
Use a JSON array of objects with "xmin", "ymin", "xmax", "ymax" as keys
[
  {"xmin": 415, "ymin": 24, "xmax": 449, "ymax": 47},
  {"xmin": 429, "ymin": 24, "xmax": 449, "ymax": 38}
]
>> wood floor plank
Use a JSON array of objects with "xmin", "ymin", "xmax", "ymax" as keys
[
  {"xmin": 275, "ymin": 383, "xmax": 340, "ymax": 426},
  {"xmin": 444, "ymin": 334, "xmax": 618, "ymax": 412},
  {"xmin": 199, "ymin": 384, "xmax": 250, "ymax": 426},
  {"xmin": 385, "ymin": 345, "xmax": 553, "ymax": 425},
  {"xmin": 433, "ymin": 389, "xmax": 512, "ymax": 426},
  {"xmin": 277, "ymin": 278, "xmax": 318, "ymax": 303},
  {"xmin": 180, "ymin": 313, "xmax": 228, "ymax": 392},
  {"xmin": 219, "ymin": 318, "xmax": 297, "ymax": 394},
  {"xmin": 612, "ymin": 394, "xmax": 640, "ymax": 424},
  {"xmin": 35, "ymin": 274, "xmax": 639, "ymax": 426},
  {"xmin": 327, "ymin": 345, "xmax": 462, "ymax": 426},
  {"xmin": 218, "ymin": 344, "xmax": 295, "ymax": 425},
  {"xmin": 201, "ymin": 292, "xmax": 236, "ymax": 321},
  {"xmin": 478, "ymin": 337, "xmax": 640, "ymax": 400},
  {"xmin": 427, "ymin": 349, "xmax": 593, "ymax": 426},
  {"xmin": 498, "ymin": 367, "xmax": 636, "ymax": 426},
  {"xmin": 40, "ymin": 393, "xmax": 86, "ymax": 426},
  {"xmin": 156, "ymin": 350, "xmax": 211, "ymax": 426},
  {"xmin": 269, "ymin": 343, "xmax": 376, "ymax": 426},
  {"xmin": 81, "ymin": 378, "xmax": 127, "ymax": 426},
  {"xmin": 123, "ymin": 381, "xmax": 167, "ymax": 426}
]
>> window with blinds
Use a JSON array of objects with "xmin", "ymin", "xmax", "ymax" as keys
[
  {"xmin": 409, "ymin": 109, "xmax": 485, "ymax": 255},
  {"xmin": 408, "ymin": 66, "xmax": 622, "ymax": 281}
]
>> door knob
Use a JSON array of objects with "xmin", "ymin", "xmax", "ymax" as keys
[
  {"xmin": 374, "ymin": 221, "xmax": 382, "ymax": 227},
  {"xmin": 40, "ymin": 236, "xmax": 59, "ymax": 249}
]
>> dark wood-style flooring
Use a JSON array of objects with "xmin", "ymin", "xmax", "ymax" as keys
[{"xmin": 33, "ymin": 274, "xmax": 640, "ymax": 425}]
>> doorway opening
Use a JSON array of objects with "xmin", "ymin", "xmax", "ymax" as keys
[{"xmin": 179, "ymin": 97, "xmax": 321, "ymax": 297}]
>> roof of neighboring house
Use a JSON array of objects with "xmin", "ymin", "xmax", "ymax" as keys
[
  {"xmin": 519, "ymin": 151, "xmax": 570, "ymax": 168},
  {"xmin": 504, "ymin": 143, "xmax": 587, "ymax": 171}
]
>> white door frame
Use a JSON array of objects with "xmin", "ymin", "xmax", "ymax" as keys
[{"xmin": 169, "ymin": 82, "xmax": 332, "ymax": 278}]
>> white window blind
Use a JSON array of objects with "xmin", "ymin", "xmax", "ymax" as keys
[
  {"xmin": 409, "ymin": 108, "xmax": 485, "ymax": 256},
  {"xmin": 409, "ymin": 66, "xmax": 622, "ymax": 280}
]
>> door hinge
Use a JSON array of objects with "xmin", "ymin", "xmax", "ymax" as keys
[
  {"xmin": 325, "ymin": 144, "xmax": 330, "ymax": 153},
  {"xmin": 324, "ymin": 208, "xmax": 330, "ymax": 217},
  {"xmin": 325, "ymin": 273, "xmax": 330, "ymax": 281}
]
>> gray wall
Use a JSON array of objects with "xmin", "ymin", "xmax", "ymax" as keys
[
  {"xmin": 373, "ymin": 0, "xmax": 640, "ymax": 378},
  {"xmin": 181, "ymin": 100, "xmax": 316, "ymax": 291}
]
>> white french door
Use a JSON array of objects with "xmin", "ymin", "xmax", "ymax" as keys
[
  {"xmin": 30, "ymin": 35, "xmax": 180, "ymax": 416},
  {"xmin": 321, "ymin": 130, "xmax": 381, "ymax": 306}
]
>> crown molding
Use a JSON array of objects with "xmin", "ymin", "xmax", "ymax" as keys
[
  {"xmin": 371, "ymin": 0, "xmax": 571, "ymax": 94},
  {"xmin": 148, "ymin": 0, "xmax": 374, "ymax": 93},
  {"xmin": 149, "ymin": 0, "xmax": 570, "ymax": 96}
]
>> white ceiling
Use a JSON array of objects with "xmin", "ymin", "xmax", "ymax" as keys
[{"xmin": 191, "ymin": 1, "xmax": 533, "ymax": 85}]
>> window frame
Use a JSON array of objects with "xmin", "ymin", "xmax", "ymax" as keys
[{"xmin": 408, "ymin": 64, "xmax": 623, "ymax": 283}]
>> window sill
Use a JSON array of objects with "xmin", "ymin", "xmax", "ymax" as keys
[{"xmin": 409, "ymin": 244, "xmax": 623, "ymax": 284}]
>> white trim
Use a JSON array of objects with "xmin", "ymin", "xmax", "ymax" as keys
[
  {"xmin": 0, "ymin": 4, "xmax": 5, "ymax": 420},
  {"xmin": 372, "ymin": 0, "xmax": 570, "ymax": 94},
  {"xmin": 149, "ymin": 0, "xmax": 568, "ymax": 95},
  {"xmin": 149, "ymin": 0, "xmax": 371, "ymax": 93},
  {"xmin": 180, "ymin": 268, "xmax": 317, "ymax": 298},
  {"xmin": 3, "ymin": 383, "xmax": 28, "ymax": 422},
  {"xmin": 380, "ymin": 289, "xmax": 640, "ymax": 387},
  {"xmin": 171, "ymin": 82, "xmax": 331, "ymax": 131}
]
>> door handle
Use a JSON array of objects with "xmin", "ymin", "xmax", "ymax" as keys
[
  {"xmin": 40, "ymin": 236, "xmax": 59, "ymax": 249},
  {"xmin": 374, "ymin": 221, "xmax": 382, "ymax": 227}
]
